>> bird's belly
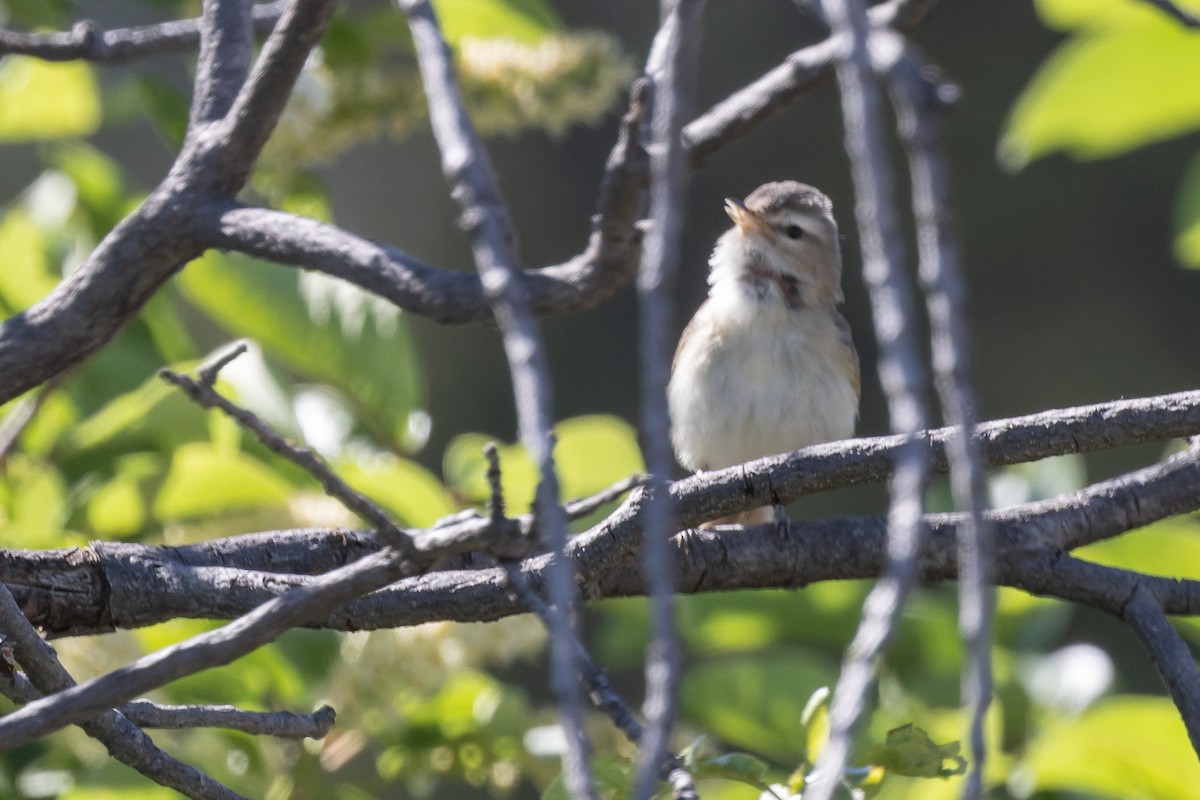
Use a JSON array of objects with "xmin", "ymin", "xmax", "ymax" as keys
[{"xmin": 669, "ymin": 312, "xmax": 857, "ymax": 471}]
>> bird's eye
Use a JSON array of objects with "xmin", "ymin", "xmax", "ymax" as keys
[{"xmin": 785, "ymin": 225, "xmax": 804, "ymax": 240}]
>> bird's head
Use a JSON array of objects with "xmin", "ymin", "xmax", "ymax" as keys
[{"xmin": 718, "ymin": 181, "xmax": 844, "ymax": 306}]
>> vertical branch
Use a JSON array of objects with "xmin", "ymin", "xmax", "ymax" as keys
[
  {"xmin": 188, "ymin": 0, "xmax": 254, "ymax": 130},
  {"xmin": 806, "ymin": 8, "xmax": 931, "ymax": 799},
  {"xmin": 634, "ymin": 2, "xmax": 707, "ymax": 798},
  {"xmin": 395, "ymin": 2, "xmax": 595, "ymax": 798},
  {"xmin": 886, "ymin": 43, "xmax": 993, "ymax": 800}
]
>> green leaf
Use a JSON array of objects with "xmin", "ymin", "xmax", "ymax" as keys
[
  {"xmin": 133, "ymin": 74, "xmax": 190, "ymax": 151},
  {"xmin": 1076, "ymin": 516, "xmax": 1200, "ymax": 580},
  {"xmin": 65, "ymin": 370, "xmax": 208, "ymax": 457},
  {"xmin": 1, "ymin": 455, "xmax": 74, "ymax": 548},
  {"xmin": 692, "ymin": 752, "xmax": 771, "ymax": 785},
  {"xmin": 153, "ymin": 442, "xmax": 294, "ymax": 521},
  {"xmin": 432, "ymin": 0, "xmax": 560, "ymax": 45},
  {"xmin": 0, "ymin": 210, "xmax": 57, "ymax": 314},
  {"xmin": 443, "ymin": 415, "xmax": 644, "ymax": 512},
  {"xmin": 336, "ymin": 455, "xmax": 455, "ymax": 527},
  {"xmin": 542, "ymin": 758, "xmax": 629, "ymax": 800},
  {"xmin": 681, "ymin": 651, "xmax": 837, "ymax": 762},
  {"xmin": 1020, "ymin": 696, "xmax": 1200, "ymax": 799},
  {"xmin": 867, "ymin": 724, "xmax": 966, "ymax": 779},
  {"xmin": 1174, "ymin": 147, "xmax": 1200, "ymax": 267},
  {"xmin": 85, "ymin": 454, "xmax": 159, "ymax": 538},
  {"xmin": 1034, "ymin": 0, "xmax": 1200, "ymax": 30},
  {"xmin": 802, "ymin": 687, "xmax": 831, "ymax": 765},
  {"xmin": 1000, "ymin": 26, "xmax": 1200, "ymax": 168},
  {"xmin": 177, "ymin": 252, "xmax": 424, "ymax": 451},
  {"xmin": 48, "ymin": 142, "xmax": 134, "ymax": 236},
  {"xmin": 0, "ymin": 58, "xmax": 100, "ymax": 142}
]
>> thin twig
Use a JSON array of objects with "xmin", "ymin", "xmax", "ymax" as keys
[
  {"xmin": 0, "ymin": 548, "xmax": 406, "ymax": 752},
  {"xmin": 397, "ymin": 1, "xmax": 595, "ymax": 796},
  {"xmin": 682, "ymin": 0, "xmax": 938, "ymax": 166},
  {"xmin": 160, "ymin": 345, "xmax": 415, "ymax": 555},
  {"xmin": 635, "ymin": 0, "xmax": 706, "ymax": 796},
  {"xmin": 0, "ymin": 585, "xmax": 246, "ymax": 799},
  {"xmin": 0, "ymin": 2, "xmax": 285, "ymax": 63},
  {"xmin": 807, "ymin": 0, "xmax": 933, "ymax": 794},
  {"xmin": 121, "ymin": 700, "xmax": 336, "ymax": 739},
  {"xmin": 501, "ymin": 565, "xmax": 699, "ymax": 800},
  {"xmin": 884, "ymin": 39, "xmax": 992, "ymax": 800}
]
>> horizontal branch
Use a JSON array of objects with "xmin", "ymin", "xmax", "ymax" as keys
[
  {"xmin": 4, "ymin": 390, "xmax": 1198, "ymax": 635},
  {"xmin": 0, "ymin": 2, "xmax": 285, "ymax": 64}
]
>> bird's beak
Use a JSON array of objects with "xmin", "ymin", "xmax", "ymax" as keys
[{"xmin": 724, "ymin": 197, "xmax": 769, "ymax": 235}]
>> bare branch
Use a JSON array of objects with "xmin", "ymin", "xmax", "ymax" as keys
[
  {"xmin": 884, "ymin": 38, "xmax": 991, "ymax": 799},
  {"xmin": 161, "ymin": 346, "xmax": 415, "ymax": 555},
  {"xmin": 635, "ymin": 0, "xmax": 707, "ymax": 794},
  {"xmin": 4, "ymin": 390, "xmax": 1197, "ymax": 636},
  {"xmin": 682, "ymin": 0, "xmax": 938, "ymax": 166},
  {"xmin": 1123, "ymin": 586, "xmax": 1200, "ymax": 757},
  {"xmin": 397, "ymin": 0, "xmax": 594, "ymax": 795},
  {"xmin": 0, "ymin": 547, "xmax": 405, "ymax": 751},
  {"xmin": 189, "ymin": 0, "xmax": 255, "ymax": 130},
  {"xmin": 807, "ymin": 0, "xmax": 933, "ymax": 791},
  {"xmin": 0, "ymin": 586, "xmax": 247, "ymax": 799},
  {"xmin": 197, "ymin": 0, "xmax": 339, "ymax": 194},
  {"xmin": 0, "ymin": 2, "xmax": 285, "ymax": 64},
  {"xmin": 121, "ymin": 700, "xmax": 336, "ymax": 739},
  {"xmin": 501, "ymin": 564, "xmax": 699, "ymax": 800}
]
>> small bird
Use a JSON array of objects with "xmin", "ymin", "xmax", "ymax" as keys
[{"xmin": 668, "ymin": 181, "xmax": 860, "ymax": 527}]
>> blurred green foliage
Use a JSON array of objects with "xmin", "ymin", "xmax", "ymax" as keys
[
  {"xmin": 1001, "ymin": 0, "xmax": 1200, "ymax": 268},
  {"xmin": 0, "ymin": 0, "xmax": 1198, "ymax": 798}
]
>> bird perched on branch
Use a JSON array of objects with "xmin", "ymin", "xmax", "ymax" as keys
[{"xmin": 668, "ymin": 181, "xmax": 860, "ymax": 527}]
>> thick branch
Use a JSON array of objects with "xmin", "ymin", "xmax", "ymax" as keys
[{"xmin": 4, "ymin": 391, "xmax": 1198, "ymax": 636}]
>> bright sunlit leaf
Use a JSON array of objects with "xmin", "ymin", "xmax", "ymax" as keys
[
  {"xmin": 153, "ymin": 443, "xmax": 294, "ymax": 520},
  {"xmin": 1019, "ymin": 696, "xmax": 1200, "ymax": 799},
  {"xmin": 1075, "ymin": 516, "xmax": 1200, "ymax": 580},
  {"xmin": 432, "ymin": 0, "xmax": 559, "ymax": 44},
  {"xmin": 682, "ymin": 651, "xmax": 837, "ymax": 763},
  {"xmin": 999, "ymin": 25, "xmax": 1200, "ymax": 168},
  {"xmin": 337, "ymin": 455, "xmax": 456, "ymax": 527},
  {"xmin": 179, "ymin": 253, "xmax": 425, "ymax": 452},
  {"xmin": 0, "ymin": 58, "xmax": 100, "ymax": 142},
  {"xmin": 1034, "ymin": 0, "xmax": 1200, "ymax": 30},
  {"xmin": 0, "ymin": 210, "xmax": 57, "ymax": 313}
]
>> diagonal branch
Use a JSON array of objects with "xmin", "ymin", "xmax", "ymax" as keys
[
  {"xmin": 682, "ymin": 0, "xmax": 938, "ymax": 166},
  {"xmin": 0, "ymin": 585, "xmax": 247, "ymax": 799},
  {"xmin": 1122, "ymin": 585, "xmax": 1200, "ymax": 757}
]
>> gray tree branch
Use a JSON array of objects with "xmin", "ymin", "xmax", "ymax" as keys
[
  {"xmin": 397, "ymin": 1, "xmax": 596, "ymax": 795},
  {"xmin": 0, "ymin": 2, "xmax": 285, "ymax": 64}
]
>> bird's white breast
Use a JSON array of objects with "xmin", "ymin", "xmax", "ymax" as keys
[{"xmin": 668, "ymin": 287, "xmax": 858, "ymax": 472}]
